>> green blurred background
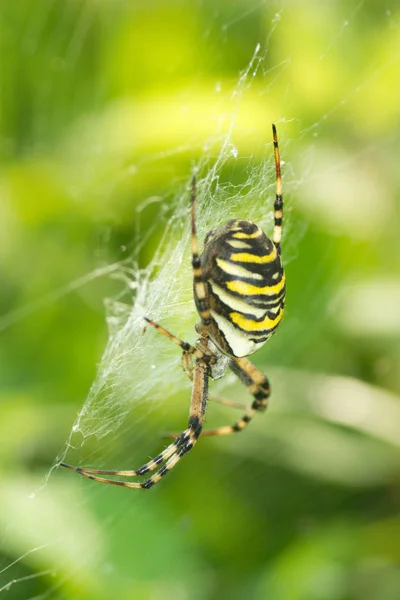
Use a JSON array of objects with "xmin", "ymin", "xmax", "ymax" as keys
[{"xmin": 1, "ymin": 1, "xmax": 400, "ymax": 599}]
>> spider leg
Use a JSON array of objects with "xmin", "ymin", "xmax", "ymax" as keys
[
  {"xmin": 162, "ymin": 395, "xmax": 248, "ymax": 437},
  {"xmin": 60, "ymin": 436, "xmax": 188, "ymax": 489},
  {"xmin": 60, "ymin": 439, "xmax": 179, "ymax": 477},
  {"xmin": 208, "ymin": 394, "xmax": 249, "ymax": 410},
  {"xmin": 199, "ymin": 356, "xmax": 270, "ymax": 437},
  {"xmin": 59, "ymin": 363, "xmax": 208, "ymax": 489},
  {"xmin": 272, "ymin": 124, "xmax": 283, "ymax": 254},
  {"xmin": 143, "ymin": 316, "xmax": 206, "ymax": 378},
  {"xmin": 143, "ymin": 317, "xmax": 196, "ymax": 353},
  {"xmin": 191, "ymin": 176, "xmax": 211, "ymax": 327}
]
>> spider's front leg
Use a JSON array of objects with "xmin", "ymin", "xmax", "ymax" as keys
[
  {"xmin": 143, "ymin": 317, "xmax": 211, "ymax": 381},
  {"xmin": 60, "ymin": 362, "xmax": 209, "ymax": 489}
]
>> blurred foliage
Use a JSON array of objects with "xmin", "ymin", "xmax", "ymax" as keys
[{"xmin": 1, "ymin": 1, "xmax": 400, "ymax": 599}]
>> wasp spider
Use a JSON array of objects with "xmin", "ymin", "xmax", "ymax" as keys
[{"xmin": 60, "ymin": 125, "xmax": 285, "ymax": 489}]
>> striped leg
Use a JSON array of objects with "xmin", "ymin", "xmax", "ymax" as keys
[
  {"xmin": 143, "ymin": 317, "xmax": 196, "ymax": 354},
  {"xmin": 199, "ymin": 357, "xmax": 270, "ymax": 437},
  {"xmin": 162, "ymin": 393, "xmax": 248, "ymax": 439},
  {"xmin": 59, "ymin": 363, "xmax": 209, "ymax": 489},
  {"xmin": 144, "ymin": 316, "xmax": 199, "ymax": 377},
  {"xmin": 191, "ymin": 176, "xmax": 211, "ymax": 326},
  {"xmin": 272, "ymin": 124, "xmax": 283, "ymax": 254}
]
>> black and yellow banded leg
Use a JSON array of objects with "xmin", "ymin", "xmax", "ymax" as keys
[
  {"xmin": 143, "ymin": 317, "xmax": 196, "ymax": 354},
  {"xmin": 272, "ymin": 124, "xmax": 283, "ymax": 254},
  {"xmin": 59, "ymin": 364, "xmax": 209, "ymax": 490},
  {"xmin": 199, "ymin": 357, "xmax": 271, "ymax": 437},
  {"xmin": 143, "ymin": 317, "xmax": 208, "ymax": 378},
  {"xmin": 60, "ymin": 441, "xmax": 179, "ymax": 488},
  {"xmin": 61, "ymin": 429, "xmax": 194, "ymax": 490},
  {"xmin": 191, "ymin": 176, "xmax": 211, "ymax": 326}
]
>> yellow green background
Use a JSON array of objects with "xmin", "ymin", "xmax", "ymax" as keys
[{"xmin": 1, "ymin": 1, "xmax": 400, "ymax": 599}]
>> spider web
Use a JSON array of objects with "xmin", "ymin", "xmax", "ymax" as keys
[
  {"xmin": 55, "ymin": 42, "xmax": 298, "ymax": 452},
  {"xmin": 1, "ymin": 1, "xmax": 400, "ymax": 598}
]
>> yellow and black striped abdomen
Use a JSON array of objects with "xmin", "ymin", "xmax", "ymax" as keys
[{"xmin": 198, "ymin": 219, "xmax": 285, "ymax": 358}]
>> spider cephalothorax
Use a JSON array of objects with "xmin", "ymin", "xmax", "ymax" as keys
[{"xmin": 61, "ymin": 124, "xmax": 285, "ymax": 489}]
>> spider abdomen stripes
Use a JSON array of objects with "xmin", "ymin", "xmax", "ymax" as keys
[{"xmin": 198, "ymin": 220, "xmax": 285, "ymax": 358}]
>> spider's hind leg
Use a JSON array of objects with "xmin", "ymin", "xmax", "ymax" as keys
[
  {"xmin": 208, "ymin": 394, "xmax": 248, "ymax": 411},
  {"xmin": 199, "ymin": 356, "xmax": 271, "ymax": 437}
]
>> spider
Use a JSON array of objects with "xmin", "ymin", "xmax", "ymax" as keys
[{"xmin": 60, "ymin": 124, "xmax": 285, "ymax": 489}]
